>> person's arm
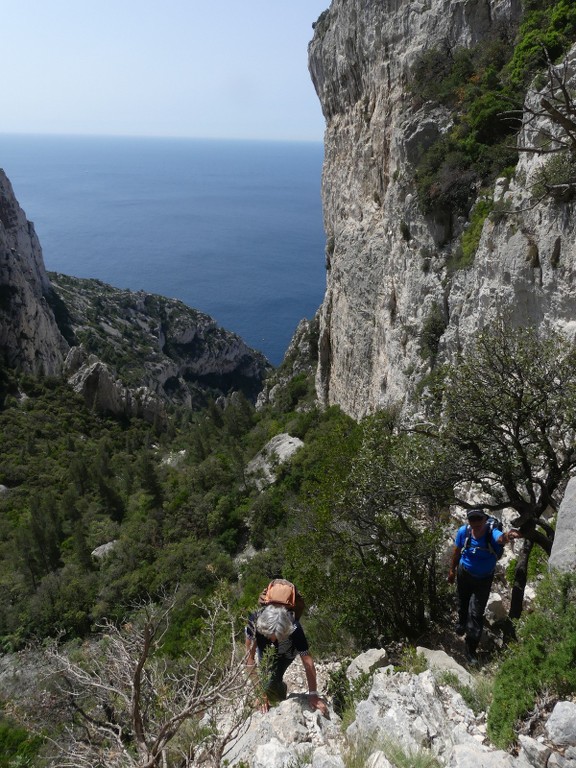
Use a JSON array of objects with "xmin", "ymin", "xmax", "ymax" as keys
[
  {"xmin": 448, "ymin": 544, "xmax": 462, "ymax": 584},
  {"xmin": 245, "ymin": 635, "xmax": 257, "ymax": 669},
  {"xmin": 300, "ymin": 653, "xmax": 328, "ymax": 715}
]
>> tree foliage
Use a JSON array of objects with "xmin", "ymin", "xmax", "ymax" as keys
[
  {"xmin": 411, "ymin": 0, "xmax": 576, "ymax": 229},
  {"xmin": 436, "ymin": 323, "xmax": 576, "ymax": 546},
  {"xmin": 287, "ymin": 412, "xmax": 450, "ymax": 648}
]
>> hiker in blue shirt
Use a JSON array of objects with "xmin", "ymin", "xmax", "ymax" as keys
[{"xmin": 448, "ymin": 509, "xmax": 521, "ymax": 663}]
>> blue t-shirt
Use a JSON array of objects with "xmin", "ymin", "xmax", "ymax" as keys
[{"xmin": 455, "ymin": 523, "xmax": 504, "ymax": 577}]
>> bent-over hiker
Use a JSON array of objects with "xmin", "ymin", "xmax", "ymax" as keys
[
  {"xmin": 245, "ymin": 603, "xmax": 328, "ymax": 715},
  {"xmin": 448, "ymin": 508, "xmax": 521, "ymax": 663}
]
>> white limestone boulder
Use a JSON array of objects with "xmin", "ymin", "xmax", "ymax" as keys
[
  {"xmin": 246, "ymin": 433, "xmax": 304, "ymax": 489},
  {"xmin": 546, "ymin": 701, "xmax": 576, "ymax": 747},
  {"xmin": 347, "ymin": 648, "xmax": 388, "ymax": 681}
]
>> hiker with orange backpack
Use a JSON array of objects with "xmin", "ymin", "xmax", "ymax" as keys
[{"xmin": 245, "ymin": 579, "xmax": 328, "ymax": 715}]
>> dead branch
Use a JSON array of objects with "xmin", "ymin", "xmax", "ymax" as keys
[{"xmin": 39, "ymin": 590, "xmax": 252, "ymax": 768}]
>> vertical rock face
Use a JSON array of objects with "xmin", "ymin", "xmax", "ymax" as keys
[
  {"xmin": 0, "ymin": 170, "xmax": 68, "ymax": 375},
  {"xmin": 549, "ymin": 476, "xmax": 576, "ymax": 573},
  {"xmin": 309, "ymin": 0, "xmax": 576, "ymax": 419}
]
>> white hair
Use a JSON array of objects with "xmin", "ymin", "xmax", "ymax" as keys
[{"xmin": 255, "ymin": 605, "xmax": 295, "ymax": 641}]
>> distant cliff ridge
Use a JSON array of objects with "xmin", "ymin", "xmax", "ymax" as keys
[
  {"xmin": 309, "ymin": 0, "xmax": 576, "ymax": 419},
  {"xmin": 0, "ymin": 169, "xmax": 270, "ymax": 415},
  {"xmin": 51, "ymin": 273, "xmax": 271, "ymax": 410}
]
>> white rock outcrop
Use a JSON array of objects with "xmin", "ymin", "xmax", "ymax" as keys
[
  {"xmin": 346, "ymin": 648, "xmax": 388, "ymax": 681},
  {"xmin": 220, "ymin": 648, "xmax": 572, "ymax": 768},
  {"xmin": 546, "ymin": 701, "xmax": 576, "ymax": 748},
  {"xmin": 66, "ymin": 351, "xmax": 166, "ymax": 424},
  {"xmin": 246, "ymin": 433, "xmax": 305, "ymax": 489}
]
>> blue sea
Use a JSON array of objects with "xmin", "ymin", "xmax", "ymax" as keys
[{"xmin": 0, "ymin": 134, "xmax": 326, "ymax": 365}]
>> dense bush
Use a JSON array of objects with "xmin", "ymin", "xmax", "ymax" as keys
[
  {"xmin": 412, "ymin": 35, "xmax": 518, "ymax": 219},
  {"xmin": 411, "ymin": 0, "xmax": 576, "ymax": 230},
  {"xmin": 454, "ymin": 197, "xmax": 494, "ymax": 268},
  {"xmin": 0, "ymin": 368, "xmax": 368, "ymax": 653},
  {"xmin": 531, "ymin": 150, "xmax": 576, "ymax": 201},
  {"xmin": 487, "ymin": 571, "xmax": 576, "ymax": 748},
  {"xmin": 420, "ymin": 301, "xmax": 447, "ymax": 362},
  {"xmin": 286, "ymin": 412, "xmax": 450, "ymax": 651},
  {"xmin": 506, "ymin": 0, "xmax": 576, "ymax": 87}
]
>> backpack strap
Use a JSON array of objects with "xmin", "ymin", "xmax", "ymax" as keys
[
  {"xmin": 463, "ymin": 520, "xmax": 502, "ymax": 557},
  {"xmin": 486, "ymin": 520, "xmax": 504, "ymax": 558}
]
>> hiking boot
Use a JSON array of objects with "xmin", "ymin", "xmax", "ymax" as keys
[
  {"xmin": 465, "ymin": 641, "xmax": 478, "ymax": 665},
  {"xmin": 454, "ymin": 623, "xmax": 465, "ymax": 636}
]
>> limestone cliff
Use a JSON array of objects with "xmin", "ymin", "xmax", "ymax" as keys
[
  {"xmin": 0, "ymin": 170, "xmax": 69, "ymax": 374},
  {"xmin": 309, "ymin": 0, "xmax": 576, "ymax": 419}
]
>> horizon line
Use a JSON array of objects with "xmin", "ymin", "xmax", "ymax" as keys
[{"xmin": 0, "ymin": 130, "xmax": 325, "ymax": 145}]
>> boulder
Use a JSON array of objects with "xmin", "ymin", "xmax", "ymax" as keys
[
  {"xmin": 416, "ymin": 647, "xmax": 473, "ymax": 687},
  {"xmin": 365, "ymin": 752, "xmax": 394, "ymax": 768},
  {"xmin": 546, "ymin": 701, "xmax": 576, "ymax": 747},
  {"xmin": 252, "ymin": 738, "xmax": 294, "ymax": 768},
  {"xmin": 518, "ymin": 735, "xmax": 552, "ymax": 768},
  {"xmin": 549, "ymin": 477, "xmax": 576, "ymax": 573},
  {"xmin": 246, "ymin": 434, "xmax": 304, "ymax": 489},
  {"xmin": 312, "ymin": 747, "xmax": 346, "ymax": 768},
  {"xmin": 224, "ymin": 697, "xmax": 342, "ymax": 767},
  {"xmin": 346, "ymin": 668, "xmax": 477, "ymax": 760},
  {"xmin": 485, "ymin": 593, "xmax": 508, "ymax": 624},
  {"xmin": 448, "ymin": 743, "xmax": 520, "ymax": 768},
  {"xmin": 346, "ymin": 648, "xmax": 388, "ymax": 681},
  {"xmin": 91, "ymin": 541, "xmax": 118, "ymax": 560}
]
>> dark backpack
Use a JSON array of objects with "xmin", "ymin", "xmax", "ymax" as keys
[
  {"xmin": 258, "ymin": 578, "xmax": 305, "ymax": 620},
  {"xmin": 463, "ymin": 516, "xmax": 505, "ymax": 560}
]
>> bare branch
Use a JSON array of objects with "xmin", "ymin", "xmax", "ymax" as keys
[{"xmin": 36, "ymin": 590, "xmax": 252, "ymax": 767}]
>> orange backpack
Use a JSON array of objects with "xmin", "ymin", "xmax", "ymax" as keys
[{"xmin": 258, "ymin": 579, "xmax": 305, "ymax": 620}]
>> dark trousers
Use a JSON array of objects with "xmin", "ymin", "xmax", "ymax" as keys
[
  {"xmin": 456, "ymin": 565, "xmax": 494, "ymax": 652},
  {"xmin": 262, "ymin": 655, "xmax": 292, "ymax": 703}
]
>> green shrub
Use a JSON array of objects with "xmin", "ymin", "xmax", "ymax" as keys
[
  {"xmin": 531, "ymin": 151, "xmax": 576, "ymax": 201},
  {"xmin": 420, "ymin": 302, "xmax": 447, "ymax": 362},
  {"xmin": 327, "ymin": 662, "xmax": 373, "ymax": 725},
  {"xmin": 0, "ymin": 720, "xmax": 43, "ymax": 768},
  {"xmin": 380, "ymin": 739, "xmax": 442, "ymax": 768},
  {"xmin": 487, "ymin": 571, "xmax": 576, "ymax": 748},
  {"xmin": 506, "ymin": 0, "xmax": 576, "ymax": 87},
  {"xmin": 412, "ymin": 0, "xmax": 576, "ymax": 222},
  {"xmin": 342, "ymin": 735, "xmax": 442, "ymax": 768},
  {"xmin": 395, "ymin": 646, "xmax": 428, "ymax": 675},
  {"xmin": 400, "ymin": 220, "xmax": 412, "ymax": 241},
  {"xmin": 457, "ymin": 198, "xmax": 494, "ymax": 268},
  {"xmin": 439, "ymin": 670, "xmax": 494, "ymax": 714}
]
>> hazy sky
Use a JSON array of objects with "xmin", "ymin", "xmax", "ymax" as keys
[{"xmin": 3, "ymin": 1, "xmax": 329, "ymax": 142}]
